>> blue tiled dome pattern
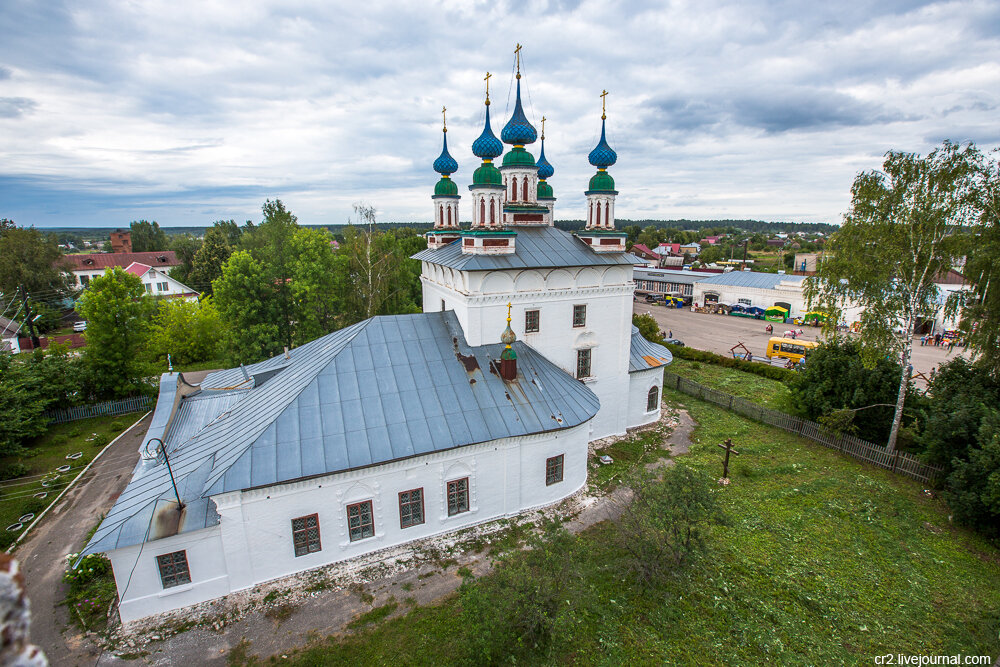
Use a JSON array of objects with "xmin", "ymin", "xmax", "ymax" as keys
[
  {"xmin": 433, "ymin": 133, "xmax": 458, "ymax": 175},
  {"xmin": 501, "ymin": 80, "xmax": 537, "ymax": 146},
  {"xmin": 588, "ymin": 118, "xmax": 617, "ymax": 168},
  {"xmin": 536, "ymin": 140, "xmax": 554, "ymax": 180},
  {"xmin": 472, "ymin": 105, "xmax": 504, "ymax": 159}
]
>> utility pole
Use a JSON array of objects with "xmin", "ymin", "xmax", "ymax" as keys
[
  {"xmin": 20, "ymin": 285, "xmax": 40, "ymax": 350},
  {"xmin": 742, "ymin": 239, "xmax": 749, "ymax": 266}
]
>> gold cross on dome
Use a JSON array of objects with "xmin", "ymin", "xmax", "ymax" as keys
[
  {"xmin": 541, "ymin": 116, "xmax": 546, "ymax": 140},
  {"xmin": 600, "ymin": 89, "xmax": 608, "ymax": 119},
  {"xmin": 484, "ymin": 71, "xmax": 491, "ymax": 104},
  {"xmin": 515, "ymin": 43, "xmax": 522, "ymax": 77},
  {"xmin": 506, "ymin": 302, "xmax": 512, "ymax": 324},
  {"xmin": 442, "ymin": 106, "xmax": 447, "ymax": 132}
]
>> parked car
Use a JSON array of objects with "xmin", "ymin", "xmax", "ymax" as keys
[
  {"xmin": 73, "ymin": 321, "xmax": 87, "ymax": 332},
  {"xmin": 663, "ymin": 338, "xmax": 685, "ymax": 347}
]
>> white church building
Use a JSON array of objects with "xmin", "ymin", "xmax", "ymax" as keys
[{"xmin": 80, "ymin": 61, "xmax": 672, "ymax": 623}]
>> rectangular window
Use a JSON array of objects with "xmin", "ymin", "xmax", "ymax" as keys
[
  {"xmin": 545, "ymin": 454, "xmax": 564, "ymax": 486},
  {"xmin": 145, "ymin": 283, "xmax": 152, "ymax": 293},
  {"xmin": 447, "ymin": 478, "xmax": 469, "ymax": 516},
  {"xmin": 398, "ymin": 488, "xmax": 425, "ymax": 528},
  {"xmin": 573, "ymin": 304, "xmax": 587, "ymax": 328},
  {"xmin": 156, "ymin": 550, "xmax": 191, "ymax": 589},
  {"xmin": 525, "ymin": 309, "xmax": 540, "ymax": 333},
  {"xmin": 576, "ymin": 348, "xmax": 592, "ymax": 379},
  {"xmin": 738, "ymin": 298, "xmax": 751, "ymax": 306},
  {"xmin": 347, "ymin": 501, "xmax": 375, "ymax": 542},
  {"xmin": 80, "ymin": 275, "xmax": 90, "ymax": 286},
  {"xmin": 157, "ymin": 281, "xmax": 169, "ymax": 292},
  {"xmin": 291, "ymin": 514, "xmax": 321, "ymax": 557}
]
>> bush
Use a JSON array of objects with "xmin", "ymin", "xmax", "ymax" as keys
[
  {"xmin": 0, "ymin": 463, "xmax": 28, "ymax": 481},
  {"xmin": 62, "ymin": 552, "xmax": 116, "ymax": 631},
  {"xmin": 68, "ymin": 427, "xmax": 82, "ymax": 438},
  {"xmin": 49, "ymin": 434, "xmax": 68, "ymax": 446},
  {"xmin": 20, "ymin": 498, "xmax": 46, "ymax": 516},
  {"xmin": 91, "ymin": 433, "xmax": 109, "ymax": 447},
  {"xmin": 613, "ymin": 465, "xmax": 724, "ymax": 583},
  {"xmin": 108, "ymin": 421, "xmax": 125, "ymax": 432}
]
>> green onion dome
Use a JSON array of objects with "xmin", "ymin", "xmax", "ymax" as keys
[
  {"xmin": 588, "ymin": 169, "xmax": 616, "ymax": 192},
  {"xmin": 537, "ymin": 180, "xmax": 553, "ymax": 198},
  {"xmin": 473, "ymin": 161, "xmax": 503, "ymax": 186},
  {"xmin": 434, "ymin": 176, "xmax": 458, "ymax": 196},
  {"xmin": 502, "ymin": 145, "xmax": 537, "ymax": 168}
]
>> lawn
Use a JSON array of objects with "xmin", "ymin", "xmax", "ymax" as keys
[
  {"xmin": 0, "ymin": 413, "xmax": 143, "ymax": 549},
  {"xmin": 667, "ymin": 356, "xmax": 794, "ymax": 410},
  {"xmin": 253, "ymin": 379, "xmax": 1000, "ymax": 666}
]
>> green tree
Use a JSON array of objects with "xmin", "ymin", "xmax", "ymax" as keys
[
  {"xmin": 76, "ymin": 267, "xmax": 154, "ymax": 397},
  {"xmin": 145, "ymin": 297, "xmax": 223, "ymax": 368},
  {"xmin": 128, "ymin": 220, "xmax": 168, "ymax": 252},
  {"xmin": 945, "ymin": 414, "xmax": 1000, "ymax": 538},
  {"xmin": 806, "ymin": 142, "xmax": 978, "ymax": 451},
  {"xmin": 213, "ymin": 251, "xmax": 282, "ymax": 365},
  {"xmin": 189, "ymin": 226, "xmax": 234, "ymax": 293},
  {"xmin": 168, "ymin": 234, "xmax": 202, "ymax": 285},
  {"xmin": 632, "ymin": 313, "xmax": 663, "ymax": 343},
  {"xmin": 0, "ymin": 225, "xmax": 72, "ymax": 297},
  {"xmin": 288, "ymin": 227, "xmax": 341, "ymax": 345},
  {"xmin": 0, "ymin": 348, "xmax": 85, "ymax": 455},
  {"xmin": 240, "ymin": 200, "xmax": 299, "ymax": 347}
]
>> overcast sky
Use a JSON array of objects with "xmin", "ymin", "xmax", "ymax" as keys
[{"xmin": 1, "ymin": 0, "xmax": 998, "ymax": 229}]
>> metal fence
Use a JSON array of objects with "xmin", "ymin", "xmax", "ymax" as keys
[
  {"xmin": 44, "ymin": 395, "xmax": 154, "ymax": 424},
  {"xmin": 662, "ymin": 371, "xmax": 942, "ymax": 485}
]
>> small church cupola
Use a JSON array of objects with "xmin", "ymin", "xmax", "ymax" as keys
[
  {"xmin": 499, "ymin": 302, "xmax": 518, "ymax": 381},
  {"xmin": 500, "ymin": 44, "xmax": 547, "ymax": 227},
  {"xmin": 577, "ymin": 90, "xmax": 626, "ymax": 252},
  {"xmin": 535, "ymin": 116, "xmax": 556, "ymax": 226},
  {"xmin": 426, "ymin": 107, "xmax": 462, "ymax": 250},
  {"xmin": 464, "ymin": 73, "xmax": 516, "ymax": 254}
]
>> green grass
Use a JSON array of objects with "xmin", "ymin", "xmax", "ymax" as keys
[
  {"xmin": 668, "ymin": 357, "xmax": 793, "ymax": 410},
  {"xmin": 253, "ymin": 380, "xmax": 1000, "ymax": 666},
  {"xmin": 0, "ymin": 413, "xmax": 142, "ymax": 549}
]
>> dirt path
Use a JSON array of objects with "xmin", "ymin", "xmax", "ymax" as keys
[{"xmin": 17, "ymin": 412, "xmax": 151, "ymax": 667}]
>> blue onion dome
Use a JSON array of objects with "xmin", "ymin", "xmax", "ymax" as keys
[
  {"xmin": 536, "ymin": 139, "xmax": 554, "ymax": 180},
  {"xmin": 432, "ymin": 132, "xmax": 458, "ymax": 175},
  {"xmin": 472, "ymin": 104, "xmax": 503, "ymax": 159},
  {"xmin": 501, "ymin": 79, "xmax": 537, "ymax": 146},
  {"xmin": 588, "ymin": 118, "xmax": 617, "ymax": 168}
]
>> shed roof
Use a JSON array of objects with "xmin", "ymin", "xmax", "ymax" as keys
[
  {"xmin": 82, "ymin": 311, "xmax": 599, "ymax": 557},
  {"xmin": 412, "ymin": 226, "xmax": 637, "ymax": 271},
  {"xmin": 695, "ymin": 271, "xmax": 806, "ymax": 290}
]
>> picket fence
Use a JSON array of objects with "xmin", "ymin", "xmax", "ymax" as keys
[
  {"xmin": 44, "ymin": 395, "xmax": 154, "ymax": 424},
  {"xmin": 662, "ymin": 371, "xmax": 942, "ymax": 485}
]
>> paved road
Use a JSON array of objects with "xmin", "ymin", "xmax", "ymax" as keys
[
  {"xmin": 633, "ymin": 301, "xmax": 968, "ymax": 380},
  {"xmin": 17, "ymin": 412, "xmax": 151, "ymax": 666}
]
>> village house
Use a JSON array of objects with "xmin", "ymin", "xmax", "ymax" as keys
[
  {"xmin": 63, "ymin": 251, "xmax": 182, "ymax": 289},
  {"xmin": 80, "ymin": 67, "xmax": 672, "ymax": 623}
]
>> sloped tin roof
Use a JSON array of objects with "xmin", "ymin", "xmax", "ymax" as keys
[
  {"xmin": 628, "ymin": 326, "xmax": 673, "ymax": 372},
  {"xmin": 82, "ymin": 311, "xmax": 599, "ymax": 556},
  {"xmin": 411, "ymin": 225, "xmax": 638, "ymax": 271},
  {"xmin": 695, "ymin": 271, "xmax": 807, "ymax": 290}
]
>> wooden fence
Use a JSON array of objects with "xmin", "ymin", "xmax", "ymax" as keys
[
  {"xmin": 662, "ymin": 371, "xmax": 942, "ymax": 485},
  {"xmin": 44, "ymin": 395, "xmax": 154, "ymax": 424}
]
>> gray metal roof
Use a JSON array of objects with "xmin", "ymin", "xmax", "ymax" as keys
[
  {"xmin": 628, "ymin": 326, "xmax": 673, "ymax": 372},
  {"xmin": 633, "ymin": 268, "xmax": 714, "ymax": 286},
  {"xmin": 411, "ymin": 226, "xmax": 638, "ymax": 271},
  {"xmin": 695, "ymin": 271, "xmax": 807, "ymax": 290},
  {"xmin": 82, "ymin": 311, "xmax": 599, "ymax": 557}
]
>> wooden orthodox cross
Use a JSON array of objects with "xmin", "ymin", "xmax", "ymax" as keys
[{"xmin": 717, "ymin": 438, "xmax": 740, "ymax": 479}]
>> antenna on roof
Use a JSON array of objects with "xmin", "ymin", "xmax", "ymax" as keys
[
  {"xmin": 143, "ymin": 438, "xmax": 185, "ymax": 511},
  {"xmin": 167, "ymin": 353, "xmax": 173, "ymax": 373}
]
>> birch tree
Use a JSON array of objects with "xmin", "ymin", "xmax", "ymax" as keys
[{"xmin": 806, "ymin": 142, "xmax": 977, "ymax": 452}]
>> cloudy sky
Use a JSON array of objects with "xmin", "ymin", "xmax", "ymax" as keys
[{"xmin": 1, "ymin": 0, "xmax": 998, "ymax": 229}]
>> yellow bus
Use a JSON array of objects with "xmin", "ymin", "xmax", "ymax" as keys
[{"xmin": 765, "ymin": 337, "xmax": 820, "ymax": 363}]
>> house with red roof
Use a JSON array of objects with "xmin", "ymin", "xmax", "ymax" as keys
[
  {"xmin": 629, "ymin": 243, "xmax": 658, "ymax": 261},
  {"xmin": 122, "ymin": 262, "xmax": 199, "ymax": 300},
  {"xmin": 654, "ymin": 242, "xmax": 681, "ymax": 256},
  {"xmin": 63, "ymin": 251, "xmax": 181, "ymax": 289}
]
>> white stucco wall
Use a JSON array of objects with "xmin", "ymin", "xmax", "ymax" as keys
[
  {"xmin": 109, "ymin": 525, "xmax": 228, "ymax": 624},
  {"xmin": 110, "ymin": 422, "xmax": 590, "ymax": 623},
  {"xmin": 420, "ymin": 263, "xmax": 634, "ymax": 439},
  {"xmin": 628, "ymin": 367, "xmax": 664, "ymax": 428}
]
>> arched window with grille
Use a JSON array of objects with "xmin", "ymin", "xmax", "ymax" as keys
[
  {"xmin": 596, "ymin": 202, "xmax": 602, "ymax": 227},
  {"xmin": 480, "ymin": 198, "xmax": 485, "ymax": 224},
  {"xmin": 647, "ymin": 385, "xmax": 659, "ymax": 412},
  {"xmin": 522, "ymin": 178, "xmax": 529, "ymax": 201},
  {"xmin": 511, "ymin": 177, "xmax": 518, "ymax": 201},
  {"xmin": 605, "ymin": 202, "xmax": 611, "ymax": 227},
  {"xmin": 490, "ymin": 199, "xmax": 496, "ymax": 225},
  {"xmin": 446, "ymin": 206, "xmax": 452, "ymax": 226}
]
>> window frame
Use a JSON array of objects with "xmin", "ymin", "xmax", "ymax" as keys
[
  {"xmin": 398, "ymin": 488, "xmax": 425, "ymax": 529},
  {"xmin": 291, "ymin": 513, "xmax": 322, "ymax": 557},
  {"xmin": 525, "ymin": 309, "xmax": 540, "ymax": 333},
  {"xmin": 647, "ymin": 385, "xmax": 659, "ymax": 412},
  {"xmin": 156, "ymin": 550, "xmax": 191, "ymax": 589},
  {"xmin": 446, "ymin": 477, "xmax": 470, "ymax": 517},
  {"xmin": 576, "ymin": 348, "xmax": 592, "ymax": 379},
  {"xmin": 545, "ymin": 454, "xmax": 564, "ymax": 486},
  {"xmin": 346, "ymin": 500, "xmax": 375, "ymax": 542},
  {"xmin": 572, "ymin": 304, "xmax": 587, "ymax": 328},
  {"xmin": 157, "ymin": 281, "xmax": 169, "ymax": 292}
]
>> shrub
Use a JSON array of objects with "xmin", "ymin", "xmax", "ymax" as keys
[
  {"xmin": 62, "ymin": 552, "xmax": 116, "ymax": 631},
  {"xmin": 0, "ymin": 463, "xmax": 28, "ymax": 481},
  {"xmin": 108, "ymin": 420, "xmax": 125, "ymax": 432},
  {"xmin": 49, "ymin": 433, "xmax": 69, "ymax": 446},
  {"xmin": 613, "ymin": 465, "xmax": 724, "ymax": 583},
  {"xmin": 20, "ymin": 498, "xmax": 46, "ymax": 517},
  {"xmin": 68, "ymin": 427, "xmax": 82, "ymax": 438},
  {"xmin": 91, "ymin": 433, "xmax": 109, "ymax": 447}
]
